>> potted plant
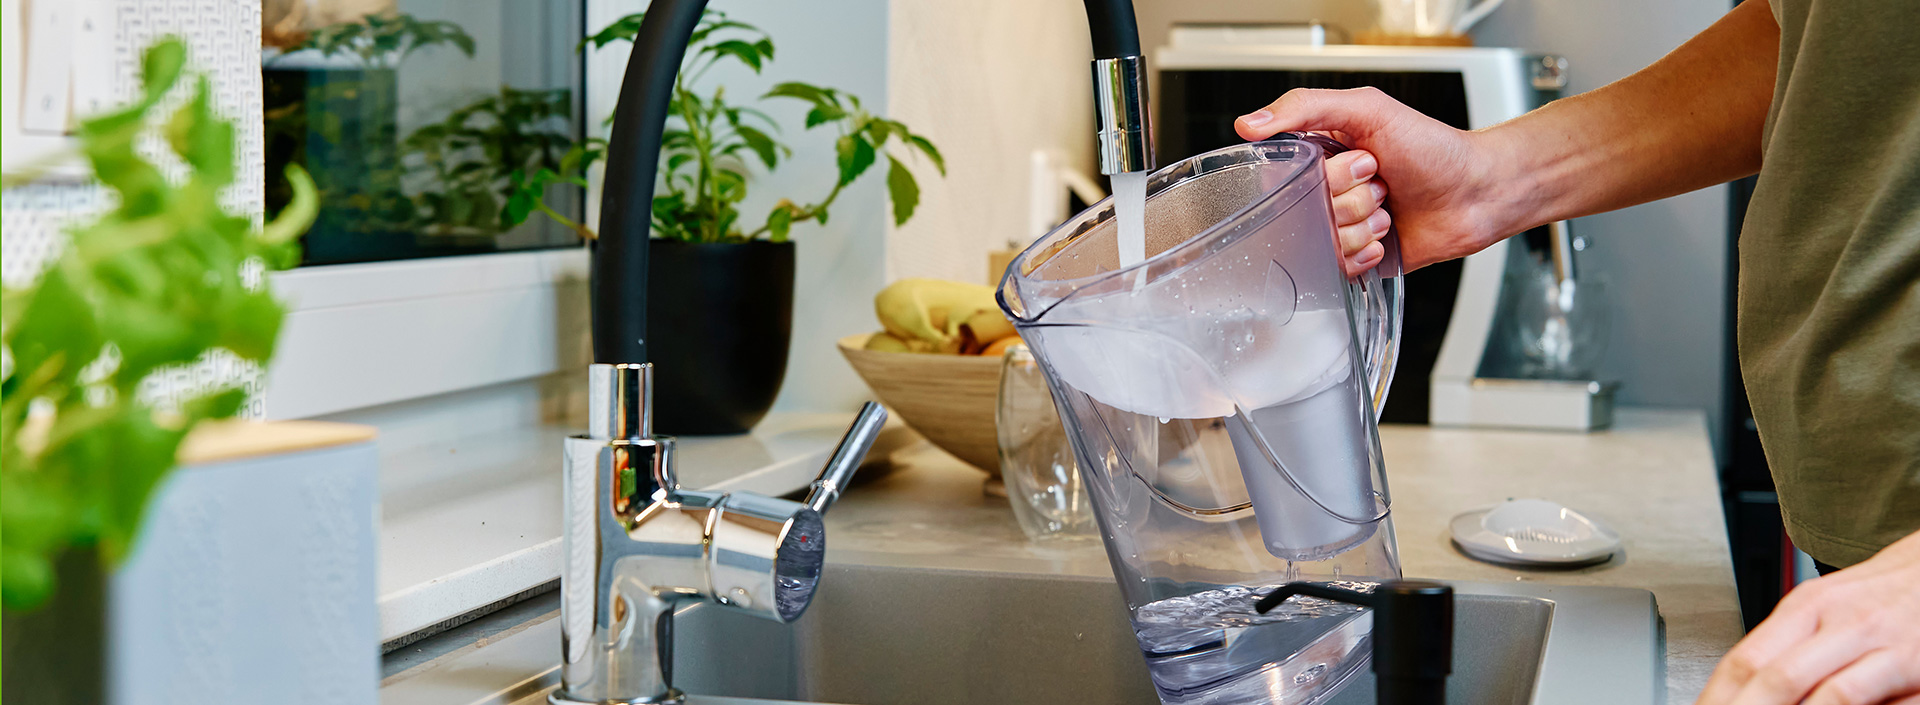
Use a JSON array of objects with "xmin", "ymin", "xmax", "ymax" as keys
[
  {"xmin": 511, "ymin": 10, "xmax": 945, "ymax": 434},
  {"xmin": 262, "ymin": 11, "xmax": 474, "ymax": 262},
  {"xmin": 2, "ymin": 39, "xmax": 317, "ymax": 700}
]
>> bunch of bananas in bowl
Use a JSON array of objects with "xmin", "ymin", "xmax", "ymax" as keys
[
  {"xmin": 863, "ymin": 279, "xmax": 1021, "ymax": 357},
  {"xmin": 837, "ymin": 278, "xmax": 1022, "ymax": 475}
]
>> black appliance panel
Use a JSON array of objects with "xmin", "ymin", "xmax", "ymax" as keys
[{"xmin": 1160, "ymin": 69, "xmax": 1472, "ymax": 423}]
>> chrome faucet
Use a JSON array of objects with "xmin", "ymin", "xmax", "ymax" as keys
[{"xmin": 553, "ymin": 363, "xmax": 886, "ymax": 704}]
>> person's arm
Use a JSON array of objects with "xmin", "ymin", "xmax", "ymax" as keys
[{"xmin": 1237, "ymin": 0, "xmax": 1779, "ymax": 272}]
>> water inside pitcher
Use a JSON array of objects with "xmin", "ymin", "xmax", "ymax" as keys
[{"xmin": 997, "ymin": 139, "xmax": 1406, "ymax": 705}]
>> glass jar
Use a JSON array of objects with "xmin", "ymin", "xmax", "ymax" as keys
[{"xmin": 996, "ymin": 344, "xmax": 1097, "ymax": 543}]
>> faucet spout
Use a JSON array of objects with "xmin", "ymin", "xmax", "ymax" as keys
[{"xmin": 1083, "ymin": 0, "xmax": 1154, "ymax": 174}]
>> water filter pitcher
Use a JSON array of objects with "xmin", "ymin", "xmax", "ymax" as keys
[{"xmin": 998, "ymin": 138, "xmax": 1406, "ymax": 704}]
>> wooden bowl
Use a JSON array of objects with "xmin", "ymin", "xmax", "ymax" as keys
[{"xmin": 837, "ymin": 333, "xmax": 1003, "ymax": 474}]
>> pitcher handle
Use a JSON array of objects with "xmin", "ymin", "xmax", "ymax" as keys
[
  {"xmin": 1281, "ymin": 133, "xmax": 1407, "ymax": 419},
  {"xmin": 1355, "ymin": 228, "xmax": 1404, "ymax": 420}
]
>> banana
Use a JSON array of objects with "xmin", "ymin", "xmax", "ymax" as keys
[
  {"xmin": 864, "ymin": 332, "xmax": 914, "ymax": 353},
  {"xmin": 961, "ymin": 309, "xmax": 1016, "ymax": 345},
  {"xmin": 875, "ymin": 278, "xmax": 1008, "ymax": 352}
]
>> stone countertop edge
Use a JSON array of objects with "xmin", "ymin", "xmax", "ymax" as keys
[{"xmin": 820, "ymin": 407, "xmax": 1744, "ymax": 704}]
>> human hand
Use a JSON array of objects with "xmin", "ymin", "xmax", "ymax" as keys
[
  {"xmin": 1697, "ymin": 531, "xmax": 1920, "ymax": 705},
  {"xmin": 1235, "ymin": 87, "xmax": 1517, "ymax": 273}
]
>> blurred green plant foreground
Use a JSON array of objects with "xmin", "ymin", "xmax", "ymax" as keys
[{"xmin": 1, "ymin": 38, "xmax": 318, "ymax": 627}]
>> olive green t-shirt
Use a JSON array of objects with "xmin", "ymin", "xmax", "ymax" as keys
[{"xmin": 1740, "ymin": 0, "xmax": 1920, "ymax": 567}]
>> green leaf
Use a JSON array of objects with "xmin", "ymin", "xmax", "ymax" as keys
[
  {"xmin": 184, "ymin": 387, "xmax": 250, "ymax": 420},
  {"xmin": 93, "ymin": 411, "xmax": 189, "ymax": 561},
  {"xmin": 260, "ymin": 165, "xmax": 318, "ymax": 246},
  {"xmin": 707, "ymin": 40, "xmax": 764, "ymax": 73},
  {"xmin": 503, "ymin": 183, "xmax": 541, "ymax": 227},
  {"xmin": 139, "ymin": 38, "xmax": 188, "ymax": 106},
  {"xmin": 164, "ymin": 77, "xmax": 234, "ymax": 188},
  {"xmin": 866, "ymin": 119, "xmax": 893, "ymax": 145},
  {"xmin": 886, "ymin": 154, "xmax": 921, "ymax": 226},
  {"xmin": 8, "ymin": 268, "xmax": 97, "ymax": 385},
  {"xmin": 907, "ymin": 134, "xmax": 947, "ymax": 176},
  {"xmin": 804, "ymin": 104, "xmax": 846, "ymax": 129},
  {"xmin": 734, "ymin": 125, "xmax": 779, "ymax": 169},
  {"xmin": 836, "ymin": 135, "xmax": 876, "ymax": 185},
  {"xmin": 687, "ymin": 16, "xmax": 760, "ymax": 48},
  {"xmin": 1, "ymin": 547, "xmax": 55, "ymax": 609},
  {"xmin": 764, "ymin": 82, "xmax": 832, "ymax": 107},
  {"xmin": 767, "ymin": 205, "xmax": 793, "ymax": 243},
  {"xmin": 220, "ymin": 290, "xmax": 287, "ymax": 362},
  {"xmin": 734, "ymin": 106, "xmax": 779, "ymax": 130},
  {"xmin": 714, "ymin": 169, "xmax": 748, "ymax": 201},
  {"xmin": 665, "ymin": 152, "xmax": 694, "ymax": 174},
  {"xmin": 581, "ymin": 13, "xmax": 646, "ymax": 51},
  {"xmin": 446, "ymin": 29, "xmax": 476, "ymax": 57}
]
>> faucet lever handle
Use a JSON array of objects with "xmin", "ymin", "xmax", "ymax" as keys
[{"xmin": 804, "ymin": 402, "xmax": 888, "ymax": 514}]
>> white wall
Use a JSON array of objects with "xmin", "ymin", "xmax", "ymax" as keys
[{"xmin": 884, "ymin": 2, "xmax": 1098, "ymax": 284}]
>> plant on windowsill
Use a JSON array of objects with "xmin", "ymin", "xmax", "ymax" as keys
[
  {"xmin": 504, "ymin": 9, "xmax": 945, "ymax": 435},
  {"xmin": 1, "ymin": 38, "xmax": 319, "ymax": 700}
]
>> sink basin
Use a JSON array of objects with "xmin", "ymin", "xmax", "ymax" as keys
[
  {"xmin": 383, "ymin": 563, "xmax": 1661, "ymax": 705},
  {"xmin": 672, "ymin": 564, "xmax": 1661, "ymax": 705}
]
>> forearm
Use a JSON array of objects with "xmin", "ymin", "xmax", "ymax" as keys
[{"xmin": 1478, "ymin": 0, "xmax": 1779, "ymax": 234}]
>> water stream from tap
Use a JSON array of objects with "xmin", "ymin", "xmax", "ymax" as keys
[{"xmin": 1113, "ymin": 170, "xmax": 1149, "ymax": 274}]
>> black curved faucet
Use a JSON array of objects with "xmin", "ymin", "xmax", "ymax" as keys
[
  {"xmin": 588, "ymin": 0, "xmax": 1152, "ymax": 369},
  {"xmin": 556, "ymin": 3, "xmax": 1152, "ymax": 704}
]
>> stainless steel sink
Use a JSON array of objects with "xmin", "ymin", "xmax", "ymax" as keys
[
  {"xmin": 383, "ymin": 563, "xmax": 1662, "ymax": 705},
  {"xmin": 672, "ymin": 564, "xmax": 1662, "ymax": 705}
]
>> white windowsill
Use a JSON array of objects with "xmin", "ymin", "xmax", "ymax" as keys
[{"xmin": 264, "ymin": 248, "xmax": 590, "ymax": 421}]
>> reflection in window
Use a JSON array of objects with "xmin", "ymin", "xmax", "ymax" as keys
[{"xmin": 261, "ymin": 1, "xmax": 584, "ymax": 266}]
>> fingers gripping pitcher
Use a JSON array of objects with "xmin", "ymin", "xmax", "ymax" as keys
[{"xmin": 997, "ymin": 138, "xmax": 1405, "ymax": 705}]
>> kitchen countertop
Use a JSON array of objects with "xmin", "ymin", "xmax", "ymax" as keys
[
  {"xmin": 382, "ymin": 407, "xmax": 1742, "ymax": 705},
  {"xmin": 824, "ymin": 407, "xmax": 1744, "ymax": 704}
]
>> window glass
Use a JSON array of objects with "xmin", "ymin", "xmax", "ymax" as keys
[{"xmin": 262, "ymin": 0, "xmax": 584, "ymax": 266}]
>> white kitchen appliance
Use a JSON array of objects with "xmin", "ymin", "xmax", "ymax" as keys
[{"xmin": 1157, "ymin": 36, "xmax": 1614, "ymax": 430}]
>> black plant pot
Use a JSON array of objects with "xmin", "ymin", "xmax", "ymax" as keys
[
  {"xmin": 2, "ymin": 547, "xmax": 106, "ymax": 705},
  {"xmin": 647, "ymin": 239, "xmax": 795, "ymax": 435}
]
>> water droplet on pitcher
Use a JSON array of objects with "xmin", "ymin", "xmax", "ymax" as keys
[{"xmin": 1294, "ymin": 663, "xmax": 1328, "ymax": 685}]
